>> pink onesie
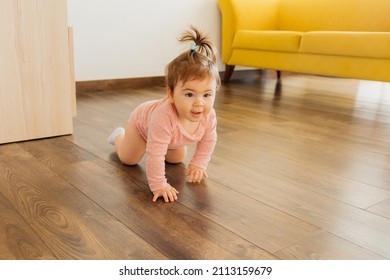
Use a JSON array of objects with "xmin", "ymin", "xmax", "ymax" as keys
[{"xmin": 129, "ymin": 96, "xmax": 217, "ymax": 192}]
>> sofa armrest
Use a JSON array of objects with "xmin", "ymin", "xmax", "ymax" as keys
[{"xmin": 218, "ymin": 0, "xmax": 279, "ymax": 63}]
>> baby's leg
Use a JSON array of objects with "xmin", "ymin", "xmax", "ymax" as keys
[
  {"xmin": 165, "ymin": 146, "xmax": 187, "ymax": 164},
  {"xmin": 114, "ymin": 123, "xmax": 146, "ymax": 165}
]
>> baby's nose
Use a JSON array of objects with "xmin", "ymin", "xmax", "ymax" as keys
[
  {"xmin": 194, "ymin": 98, "xmax": 203, "ymax": 106},
  {"xmin": 194, "ymin": 101, "xmax": 203, "ymax": 107}
]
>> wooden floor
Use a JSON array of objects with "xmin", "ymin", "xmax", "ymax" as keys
[{"xmin": 1, "ymin": 72, "xmax": 390, "ymax": 260}]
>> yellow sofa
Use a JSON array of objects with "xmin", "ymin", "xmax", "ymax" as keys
[{"xmin": 218, "ymin": 0, "xmax": 390, "ymax": 82}]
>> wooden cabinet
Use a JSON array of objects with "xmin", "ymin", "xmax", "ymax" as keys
[{"xmin": 0, "ymin": 0, "xmax": 75, "ymax": 144}]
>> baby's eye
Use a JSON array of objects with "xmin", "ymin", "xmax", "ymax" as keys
[
  {"xmin": 204, "ymin": 93, "xmax": 213, "ymax": 98},
  {"xmin": 185, "ymin": 93, "xmax": 194, "ymax": 97}
]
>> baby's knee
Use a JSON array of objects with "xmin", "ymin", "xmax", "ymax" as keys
[
  {"xmin": 165, "ymin": 158, "xmax": 183, "ymax": 164},
  {"xmin": 120, "ymin": 158, "xmax": 139, "ymax": 166},
  {"xmin": 117, "ymin": 151, "xmax": 142, "ymax": 166},
  {"xmin": 165, "ymin": 147, "xmax": 187, "ymax": 164}
]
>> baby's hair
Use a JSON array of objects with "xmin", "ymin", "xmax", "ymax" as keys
[{"xmin": 165, "ymin": 26, "xmax": 221, "ymax": 92}]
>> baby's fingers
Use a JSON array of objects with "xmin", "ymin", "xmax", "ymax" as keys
[
  {"xmin": 152, "ymin": 187, "xmax": 179, "ymax": 203},
  {"xmin": 152, "ymin": 192, "xmax": 160, "ymax": 202},
  {"xmin": 167, "ymin": 189, "xmax": 178, "ymax": 202},
  {"xmin": 162, "ymin": 192, "xmax": 170, "ymax": 202},
  {"xmin": 189, "ymin": 169, "xmax": 205, "ymax": 183}
]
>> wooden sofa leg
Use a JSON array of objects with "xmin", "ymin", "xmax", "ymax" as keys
[
  {"xmin": 223, "ymin": 65, "xmax": 235, "ymax": 83},
  {"xmin": 277, "ymin": 70, "xmax": 281, "ymax": 80}
]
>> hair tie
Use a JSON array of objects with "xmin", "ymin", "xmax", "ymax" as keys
[{"xmin": 190, "ymin": 42, "xmax": 197, "ymax": 51}]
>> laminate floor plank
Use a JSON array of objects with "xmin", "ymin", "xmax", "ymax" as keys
[
  {"xmin": 274, "ymin": 230, "xmax": 386, "ymax": 260},
  {"xmin": 19, "ymin": 137, "xmax": 96, "ymax": 168},
  {"xmin": 56, "ymin": 159, "xmax": 278, "ymax": 260},
  {"xmin": 0, "ymin": 145, "xmax": 165, "ymax": 259},
  {"xmin": 221, "ymin": 79, "xmax": 390, "ymax": 146},
  {"xmin": 216, "ymin": 88, "xmax": 390, "ymax": 150},
  {"xmin": 262, "ymin": 120, "xmax": 390, "ymax": 166},
  {"xmin": 164, "ymin": 164, "xmax": 320, "ymax": 254},
  {"xmin": 368, "ymin": 198, "xmax": 390, "ymax": 219},
  {"xmin": 0, "ymin": 191, "xmax": 57, "ymax": 260},
  {"xmin": 206, "ymin": 150, "xmax": 390, "ymax": 258},
  {"xmin": 65, "ymin": 119, "xmax": 116, "ymax": 162},
  {"xmin": 214, "ymin": 131, "xmax": 390, "ymax": 207},
  {"xmin": 75, "ymin": 88, "xmax": 166, "ymax": 133}
]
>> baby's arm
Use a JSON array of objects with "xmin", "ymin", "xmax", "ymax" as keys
[
  {"xmin": 147, "ymin": 148, "xmax": 176, "ymax": 202},
  {"xmin": 188, "ymin": 110, "xmax": 217, "ymax": 183},
  {"xmin": 146, "ymin": 112, "xmax": 178, "ymax": 202}
]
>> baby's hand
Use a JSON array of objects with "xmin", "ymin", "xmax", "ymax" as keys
[
  {"xmin": 186, "ymin": 164, "xmax": 208, "ymax": 183},
  {"xmin": 152, "ymin": 185, "xmax": 179, "ymax": 202}
]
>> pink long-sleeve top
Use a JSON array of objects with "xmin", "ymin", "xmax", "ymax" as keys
[{"xmin": 129, "ymin": 96, "xmax": 217, "ymax": 192}]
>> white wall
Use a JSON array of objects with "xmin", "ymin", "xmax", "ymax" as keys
[{"xmin": 67, "ymin": 0, "xmax": 222, "ymax": 81}]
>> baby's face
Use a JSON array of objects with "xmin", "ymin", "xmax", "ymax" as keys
[{"xmin": 167, "ymin": 77, "xmax": 217, "ymax": 123}]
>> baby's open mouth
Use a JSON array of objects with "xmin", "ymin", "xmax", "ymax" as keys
[{"xmin": 191, "ymin": 111, "xmax": 202, "ymax": 117}]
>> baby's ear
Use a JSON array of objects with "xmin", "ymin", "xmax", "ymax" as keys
[{"xmin": 166, "ymin": 86, "xmax": 174, "ymax": 103}]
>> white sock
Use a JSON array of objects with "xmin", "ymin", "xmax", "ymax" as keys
[{"xmin": 108, "ymin": 127, "xmax": 125, "ymax": 145}]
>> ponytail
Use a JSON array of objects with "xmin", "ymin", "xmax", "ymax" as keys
[
  {"xmin": 165, "ymin": 26, "xmax": 221, "ymax": 92},
  {"xmin": 179, "ymin": 26, "xmax": 218, "ymax": 64}
]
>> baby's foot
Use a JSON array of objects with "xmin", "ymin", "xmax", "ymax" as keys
[{"xmin": 108, "ymin": 127, "xmax": 125, "ymax": 145}]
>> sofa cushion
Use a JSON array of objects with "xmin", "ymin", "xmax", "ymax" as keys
[
  {"xmin": 233, "ymin": 30, "xmax": 303, "ymax": 52},
  {"xmin": 277, "ymin": 0, "xmax": 390, "ymax": 32},
  {"xmin": 300, "ymin": 31, "xmax": 390, "ymax": 59}
]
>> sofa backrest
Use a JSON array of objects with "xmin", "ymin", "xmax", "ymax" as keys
[{"xmin": 277, "ymin": 0, "xmax": 390, "ymax": 32}]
